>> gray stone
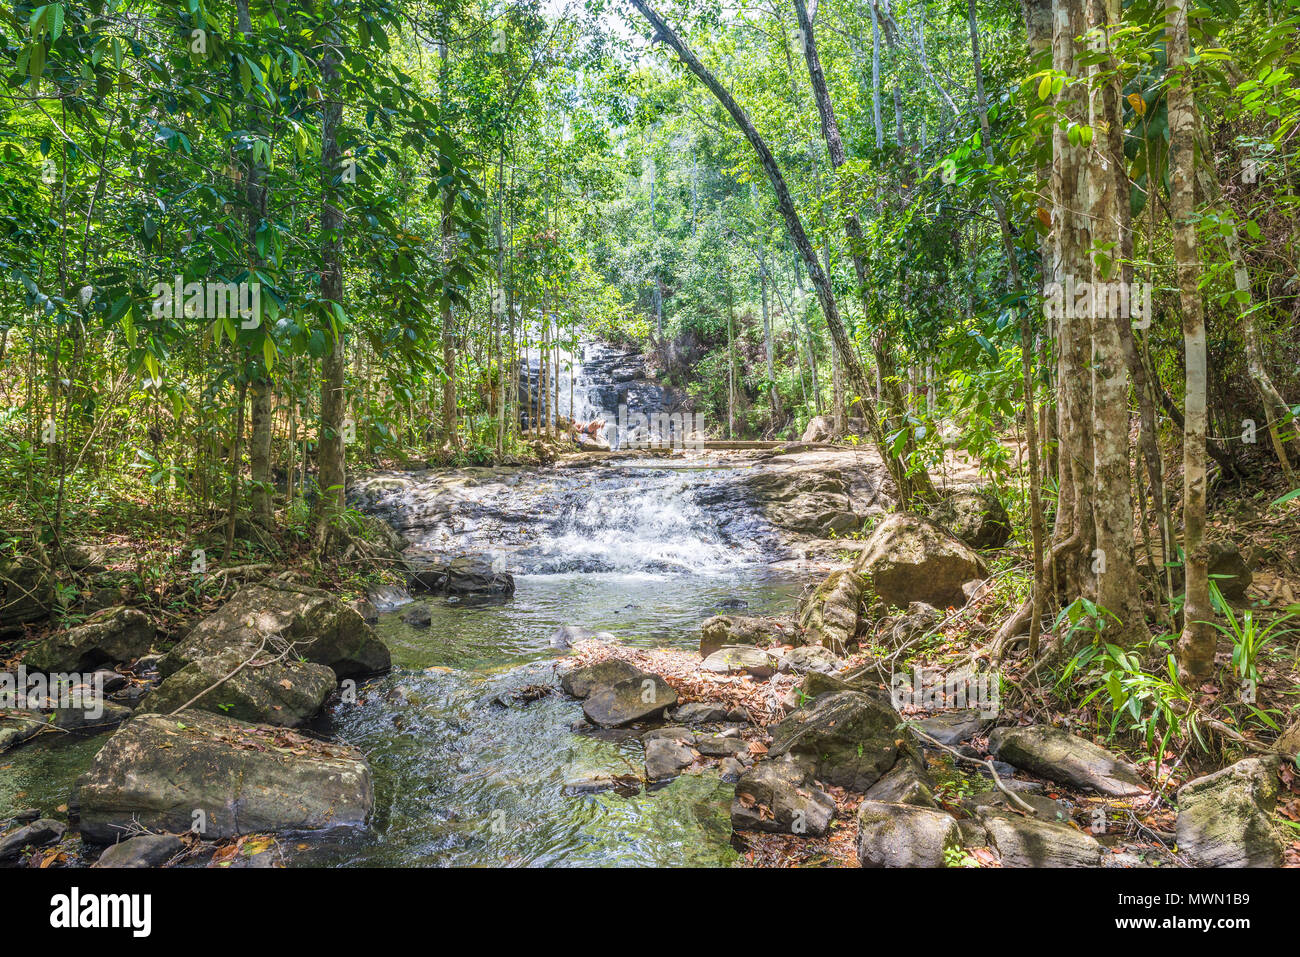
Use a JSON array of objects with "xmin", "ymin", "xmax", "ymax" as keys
[
  {"xmin": 76, "ymin": 710, "xmax": 373, "ymax": 843},
  {"xmin": 769, "ymin": 690, "xmax": 909, "ymax": 791},
  {"xmin": 854, "ymin": 514, "xmax": 988, "ymax": 609},
  {"xmin": 144, "ymin": 648, "xmax": 336, "ymax": 727},
  {"xmin": 1176, "ymin": 756, "xmax": 1283, "ymax": 868},
  {"xmin": 864, "ymin": 760, "xmax": 938, "ymax": 807},
  {"xmin": 95, "ymin": 833, "xmax": 184, "ymax": 868},
  {"xmin": 697, "ymin": 734, "xmax": 747, "ymax": 757},
  {"xmin": 856, "ymin": 801, "xmax": 962, "ymax": 867},
  {"xmin": 731, "ymin": 756, "xmax": 835, "ymax": 836},
  {"xmin": 159, "ymin": 581, "xmax": 390, "ymax": 680},
  {"xmin": 582, "ymin": 674, "xmax": 677, "ymax": 728},
  {"xmin": 671, "ymin": 702, "xmax": 730, "ymax": 724},
  {"xmin": 645, "ymin": 736, "xmax": 695, "ymax": 781},
  {"xmin": 0, "ymin": 817, "xmax": 65, "ymax": 862},
  {"xmin": 777, "ymin": 645, "xmax": 843, "ymax": 676},
  {"xmin": 560, "ymin": 659, "xmax": 645, "ymax": 699},
  {"xmin": 24, "ymin": 607, "xmax": 154, "ymax": 673},
  {"xmin": 912, "ymin": 709, "xmax": 989, "ymax": 746},
  {"xmin": 702, "ymin": 645, "xmax": 777, "ymax": 679},
  {"xmin": 797, "ymin": 570, "xmax": 863, "ymax": 654},
  {"xmin": 988, "ymin": 725, "xmax": 1147, "ymax": 797},
  {"xmin": 978, "ymin": 809, "xmax": 1104, "ymax": 867},
  {"xmin": 885, "ymin": 602, "xmax": 942, "ymax": 647},
  {"xmin": 699, "ymin": 615, "xmax": 790, "ymax": 657},
  {"xmin": 929, "ymin": 489, "xmax": 1011, "ymax": 550}
]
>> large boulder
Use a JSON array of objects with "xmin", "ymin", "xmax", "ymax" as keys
[
  {"xmin": 24, "ymin": 607, "xmax": 154, "ymax": 673},
  {"xmin": 854, "ymin": 514, "xmax": 987, "ymax": 609},
  {"xmin": 582, "ymin": 674, "xmax": 677, "ymax": 728},
  {"xmin": 159, "ymin": 581, "xmax": 390, "ymax": 681},
  {"xmin": 978, "ymin": 809, "xmax": 1104, "ymax": 867},
  {"xmin": 797, "ymin": 570, "xmax": 863, "ymax": 654},
  {"xmin": 75, "ymin": 710, "xmax": 373, "ymax": 843},
  {"xmin": 929, "ymin": 489, "xmax": 1011, "ymax": 550},
  {"xmin": 856, "ymin": 801, "xmax": 962, "ymax": 867},
  {"xmin": 745, "ymin": 470, "xmax": 862, "ymax": 537},
  {"xmin": 768, "ymin": 691, "xmax": 908, "ymax": 791},
  {"xmin": 699, "ymin": 615, "xmax": 789, "ymax": 657},
  {"xmin": 144, "ymin": 648, "xmax": 336, "ymax": 727},
  {"xmin": 1175, "ymin": 757, "xmax": 1283, "ymax": 867},
  {"xmin": 407, "ymin": 557, "xmax": 515, "ymax": 600},
  {"xmin": 731, "ymin": 756, "xmax": 836, "ymax": 836},
  {"xmin": 988, "ymin": 726, "xmax": 1147, "ymax": 797},
  {"xmin": 0, "ymin": 546, "xmax": 55, "ymax": 628}
]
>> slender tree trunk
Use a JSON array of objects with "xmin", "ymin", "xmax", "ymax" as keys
[
  {"xmin": 313, "ymin": 24, "xmax": 347, "ymax": 557},
  {"xmin": 1167, "ymin": 0, "xmax": 1213, "ymax": 683}
]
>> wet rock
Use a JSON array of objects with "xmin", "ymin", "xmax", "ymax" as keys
[
  {"xmin": 731, "ymin": 756, "xmax": 835, "ymax": 836},
  {"xmin": 144, "ymin": 648, "xmax": 336, "ymax": 727},
  {"xmin": 699, "ymin": 615, "xmax": 789, "ymax": 657},
  {"xmin": 702, "ymin": 645, "xmax": 777, "ymax": 680},
  {"xmin": 560, "ymin": 659, "xmax": 645, "ymax": 699},
  {"xmin": 864, "ymin": 760, "xmax": 938, "ymax": 807},
  {"xmin": 408, "ymin": 557, "xmax": 515, "ymax": 599},
  {"xmin": 797, "ymin": 570, "xmax": 863, "ymax": 654},
  {"xmin": 551, "ymin": 625, "xmax": 617, "ymax": 649},
  {"xmin": 0, "ymin": 818, "xmax": 66, "ymax": 862},
  {"xmin": 978, "ymin": 809, "xmax": 1103, "ymax": 867},
  {"xmin": 856, "ymin": 801, "xmax": 962, "ymax": 867},
  {"xmin": 769, "ymin": 691, "xmax": 909, "ymax": 791},
  {"xmin": 76, "ymin": 710, "xmax": 373, "ymax": 843},
  {"xmin": 1176, "ymin": 756, "xmax": 1283, "ymax": 867},
  {"xmin": 160, "ymin": 581, "xmax": 390, "ymax": 681},
  {"xmin": 697, "ymin": 734, "xmax": 748, "ymax": 757},
  {"xmin": 988, "ymin": 725, "xmax": 1147, "ymax": 797},
  {"xmin": 402, "ymin": 605, "xmax": 432, "ymax": 628},
  {"xmin": 912, "ymin": 709, "xmax": 989, "ymax": 747},
  {"xmin": 94, "ymin": 670, "xmax": 128, "ymax": 694},
  {"xmin": 671, "ymin": 702, "xmax": 730, "ymax": 724},
  {"xmin": 719, "ymin": 758, "xmax": 746, "ymax": 783},
  {"xmin": 777, "ymin": 645, "xmax": 843, "ymax": 676},
  {"xmin": 365, "ymin": 584, "xmax": 412, "ymax": 612},
  {"xmin": 929, "ymin": 489, "xmax": 1011, "ymax": 550},
  {"xmin": 582, "ymin": 674, "xmax": 677, "ymax": 728},
  {"xmin": 24, "ymin": 606, "xmax": 154, "ymax": 673},
  {"xmin": 645, "ymin": 735, "xmax": 696, "ymax": 781},
  {"xmin": 854, "ymin": 514, "xmax": 988, "ymax": 609},
  {"xmin": 0, "ymin": 545, "xmax": 55, "ymax": 628},
  {"xmin": 95, "ymin": 833, "xmax": 184, "ymax": 868}
]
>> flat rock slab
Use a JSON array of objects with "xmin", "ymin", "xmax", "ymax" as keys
[
  {"xmin": 1176, "ymin": 756, "xmax": 1283, "ymax": 867},
  {"xmin": 582, "ymin": 674, "xmax": 677, "ymax": 728},
  {"xmin": 699, "ymin": 615, "xmax": 788, "ymax": 657},
  {"xmin": 645, "ymin": 736, "xmax": 696, "ymax": 781},
  {"xmin": 702, "ymin": 645, "xmax": 776, "ymax": 680},
  {"xmin": 989, "ymin": 725, "xmax": 1147, "ymax": 797},
  {"xmin": 978, "ymin": 810, "xmax": 1104, "ymax": 867},
  {"xmin": 76, "ymin": 710, "xmax": 373, "ymax": 843},
  {"xmin": 856, "ymin": 801, "xmax": 962, "ymax": 867},
  {"xmin": 913, "ymin": 710, "xmax": 989, "ymax": 747}
]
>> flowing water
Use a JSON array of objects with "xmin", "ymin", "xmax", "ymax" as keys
[{"xmin": 2, "ymin": 345, "xmax": 812, "ymax": 867}]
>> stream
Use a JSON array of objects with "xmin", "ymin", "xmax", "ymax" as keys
[{"xmin": 1, "ymin": 345, "xmax": 823, "ymax": 867}]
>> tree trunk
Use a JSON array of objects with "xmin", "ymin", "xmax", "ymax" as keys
[
  {"xmin": 313, "ymin": 24, "xmax": 347, "ymax": 557},
  {"xmin": 1167, "ymin": 0, "xmax": 1214, "ymax": 683}
]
